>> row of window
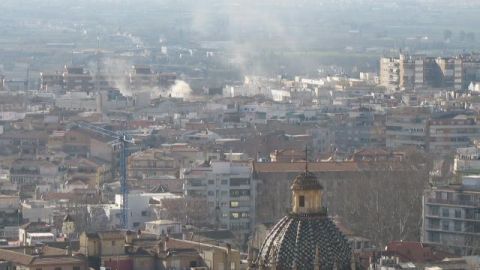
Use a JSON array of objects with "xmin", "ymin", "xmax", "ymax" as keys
[{"xmin": 429, "ymin": 206, "xmax": 462, "ymax": 218}]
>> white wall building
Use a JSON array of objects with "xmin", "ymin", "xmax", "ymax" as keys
[
  {"xmin": 182, "ymin": 161, "xmax": 256, "ymax": 234},
  {"xmin": 145, "ymin": 220, "xmax": 182, "ymax": 235}
]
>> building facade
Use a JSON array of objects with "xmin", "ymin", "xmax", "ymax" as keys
[
  {"xmin": 183, "ymin": 161, "xmax": 256, "ymax": 234},
  {"xmin": 422, "ymin": 182, "xmax": 480, "ymax": 255}
]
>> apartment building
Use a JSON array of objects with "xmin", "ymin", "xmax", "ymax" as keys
[
  {"xmin": 428, "ymin": 113, "xmax": 480, "ymax": 154},
  {"xmin": 128, "ymin": 149, "xmax": 177, "ymax": 179},
  {"xmin": 435, "ymin": 57, "xmax": 463, "ymax": 90},
  {"xmin": 62, "ymin": 66, "xmax": 94, "ymax": 92},
  {"xmin": 422, "ymin": 180, "xmax": 480, "ymax": 255},
  {"xmin": 454, "ymin": 145, "xmax": 480, "ymax": 174},
  {"xmin": 386, "ymin": 108, "xmax": 480, "ymax": 154},
  {"xmin": 380, "ymin": 53, "xmax": 480, "ymax": 91},
  {"xmin": 380, "ymin": 54, "xmax": 428, "ymax": 91},
  {"xmin": 386, "ymin": 107, "xmax": 431, "ymax": 150},
  {"xmin": 0, "ymin": 195, "xmax": 20, "ymax": 240},
  {"xmin": 182, "ymin": 161, "xmax": 256, "ymax": 234}
]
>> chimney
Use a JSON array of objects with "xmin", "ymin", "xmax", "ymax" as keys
[{"xmin": 66, "ymin": 246, "xmax": 72, "ymax": 256}]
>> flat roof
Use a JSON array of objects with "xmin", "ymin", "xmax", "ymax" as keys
[{"xmin": 145, "ymin": 220, "xmax": 180, "ymax": 225}]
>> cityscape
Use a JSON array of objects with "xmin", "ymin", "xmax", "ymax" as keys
[{"xmin": 0, "ymin": 0, "xmax": 480, "ymax": 269}]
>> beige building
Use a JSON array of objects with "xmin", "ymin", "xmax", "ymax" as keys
[
  {"xmin": 78, "ymin": 230, "xmax": 241, "ymax": 270},
  {"xmin": 380, "ymin": 53, "xmax": 480, "ymax": 91},
  {"xmin": 128, "ymin": 149, "xmax": 177, "ymax": 179},
  {"xmin": 0, "ymin": 246, "xmax": 87, "ymax": 270}
]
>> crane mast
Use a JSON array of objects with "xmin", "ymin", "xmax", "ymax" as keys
[{"xmin": 73, "ymin": 121, "xmax": 132, "ymax": 229}]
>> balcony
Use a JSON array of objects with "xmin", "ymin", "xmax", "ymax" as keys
[{"xmin": 426, "ymin": 198, "xmax": 479, "ymax": 207}]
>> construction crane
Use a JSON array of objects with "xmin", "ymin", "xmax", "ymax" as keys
[{"xmin": 73, "ymin": 121, "xmax": 134, "ymax": 229}]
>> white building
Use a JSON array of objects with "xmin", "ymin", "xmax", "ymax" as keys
[
  {"xmin": 21, "ymin": 200, "xmax": 55, "ymax": 224},
  {"xmin": 145, "ymin": 220, "xmax": 182, "ymax": 235},
  {"xmin": 182, "ymin": 161, "xmax": 256, "ymax": 234},
  {"xmin": 454, "ymin": 146, "xmax": 480, "ymax": 174},
  {"xmin": 92, "ymin": 192, "xmax": 182, "ymax": 230},
  {"xmin": 422, "ymin": 179, "xmax": 480, "ymax": 255},
  {"xmin": 55, "ymin": 91, "xmax": 97, "ymax": 112}
]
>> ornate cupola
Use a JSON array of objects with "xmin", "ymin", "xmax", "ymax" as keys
[
  {"xmin": 291, "ymin": 163, "xmax": 325, "ymax": 215},
  {"xmin": 252, "ymin": 157, "xmax": 352, "ymax": 270}
]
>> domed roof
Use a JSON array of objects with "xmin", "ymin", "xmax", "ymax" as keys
[
  {"xmin": 291, "ymin": 170, "xmax": 323, "ymax": 190},
  {"xmin": 255, "ymin": 214, "xmax": 351, "ymax": 269}
]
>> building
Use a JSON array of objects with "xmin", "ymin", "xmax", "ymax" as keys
[
  {"xmin": 386, "ymin": 108, "xmax": 480, "ymax": 154},
  {"xmin": 249, "ymin": 167, "xmax": 353, "ymax": 269},
  {"xmin": 380, "ymin": 53, "xmax": 480, "ymax": 91},
  {"xmin": 334, "ymin": 107, "xmax": 386, "ymax": 151},
  {"xmin": 183, "ymin": 161, "xmax": 256, "ymax": 234},
  {"xmin": 428, "ymin": 112, "xmax": 480, "ymax": 154},
  {"xmin": 454, "ymin": 145, "xmax": 480, "ymax": 174},
  {"xmin": 78, "ymin": 230, "xmax": 240, "ymax": 270},
  {"xmin": 0, "ymin": 195, "xmax": 20, "ymax": 240},
  {"xmin": 422, "ymin": 178, "xmax": 480, "ymax": 255},
  {"xmin": 129, "ymin": 66, "xmax": 157, "ymax": 90},
  {"xmin": 128, "ymin": 149, "xmax": 177, "ymax": 179},
  {"xmin": 144, "ymin": 220, "xmax": 182, "ymax": 235},
  {"xmin": 62, "ymin": 66, "xmax": 94, "ymax": 92},
  {"xmin": 55, "ymin": 92, "xmax": 98, "ymax": 112},
  {"xmin": 18, "ymin": 221, "xmax": 54, "ymax": 246},
  {"xmin": 386, "ymin": 106, "xmax": 436, "ymax": 151},
  {"xmin": 0, "ymin": 246, "xmax": 88, "ymax": 270},
  {"xmin": 380, "ymin": 54, "xmax": 430, "ymax": 91},
  {"xmin": 435, "ymin": 57, "xmax": 463, "ymax": 90}
]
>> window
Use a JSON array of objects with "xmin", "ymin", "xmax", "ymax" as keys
[
  {"xmin": 208, "ymin": 191, "xmax": 214, "ymax": 196},
  {"xmin": 454, "ymin": 221, "xmax": 462, "ymax": 232},
  {"xmin": 430, "ymin": 206, "xmax": 440, "ymax": 216},
  {"xmin": 230, "ymin": 201, "xmax": 239, "ymax": 208},
  {"xmin": 429, "ymin": 232, "xmax": 440, "ymax": 242},
  {"xmin": 299, "ymin": 196, "xmax": 305, "ymax": 207},
  {"xmin": 442, "ymin": 221, "xmax": 450, "ymax": 231},
  {"xmin": 111, "ymin": 240, "xmax": 116, "ymax": 246},
  {"xmin": 430, "ymin": 219, "xmax": 440, "ymax": 229},
  {"xmin": 442, "ymin": 208, "xmax": 449, "ymax": 217},
  {"xmin": 455, "ymin": 209, "xmax": 462, "ymax": 218},
  {"xmin": 221, "ymin": 179, "xmax": 228, "ymax": 185},
  {"xmin": 73, "ymin": 267, "xmax": 81, "ymax": 270},
  {"xmin": 208, "ymin": 180, "xmax": 214, "ymax": 185}
]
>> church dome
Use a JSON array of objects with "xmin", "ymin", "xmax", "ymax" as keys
[
  {"xmin": 255, "ymin": 213, "xmax": 351, "ymax": 269},
  {"xmin": 291, "ymin": 171, "xmax": 323, "ymax": 190},
  {"xmin": 253, "ymin": 168, "xmax": 351, "ymax": 270}
]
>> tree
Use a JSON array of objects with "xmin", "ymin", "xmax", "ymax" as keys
[
  {"xmin": 161, "ymin": 197, "xmax": 212, "ymax": 228},
  {"xmin": 333, "ymin": 150, "xmax": 431, "ymax": 247}
]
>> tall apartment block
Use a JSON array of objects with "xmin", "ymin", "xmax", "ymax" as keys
[
  {"xmin": 182, "ymin": 161, "xmax": 256, "ymax": 235},
  {"xmin": 386, "ymin": 108, "xmax": 480, "ymax": 154},
  {"xmin": 380, "ymin": 53, "xmax": 480, "ymax": 91},
  {"xmin": 422, "ymin": 184, "xmax": 480, "ymax": 255}
]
